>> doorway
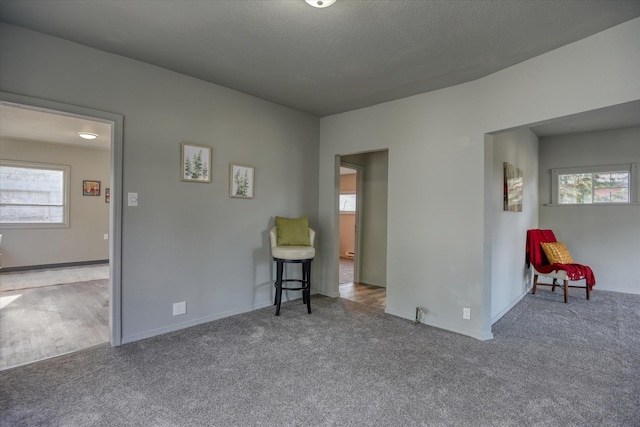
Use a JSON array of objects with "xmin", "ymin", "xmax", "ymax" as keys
[
  {"xmin": 0, "ymin": 93, "xmax": 123, "ymax": 369},
  {"xmin": 338, "ymin": 163, "xmax": 361, "ymax": 285},
  {"xmin": 338, "ymin": 151, "xmax": 388, "ymax": 310}
]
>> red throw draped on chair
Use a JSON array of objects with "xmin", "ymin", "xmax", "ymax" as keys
[{"xmin": 526, "ymin": 229, "xmax": 595, "ymax": 290}]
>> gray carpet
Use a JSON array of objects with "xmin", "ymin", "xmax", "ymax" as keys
[{"xmin": 1, "ymin": 289, "xmax": 638, "ymax": 426}]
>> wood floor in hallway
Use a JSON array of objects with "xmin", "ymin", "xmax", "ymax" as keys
[{"xmin": 339, "ymin": 258, "xmax": 386, "ymax": 310}]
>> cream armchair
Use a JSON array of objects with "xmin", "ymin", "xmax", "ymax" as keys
[{"xmin": 270, "ymin": 226, "xmax": 315, "ymax": 315}]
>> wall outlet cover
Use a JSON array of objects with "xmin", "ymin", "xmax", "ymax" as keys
[{"xmin": 173, "ymin": 301, "xmax": 186, "ymax": 316}]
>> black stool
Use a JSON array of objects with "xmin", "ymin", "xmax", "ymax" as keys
[
  {"xmin": 273, "ymin": 257, "xmax": 313, "ymax": 316},
  {"xmin": 270, "ymin": 226, "xmax": 315, "ymax": 316}
]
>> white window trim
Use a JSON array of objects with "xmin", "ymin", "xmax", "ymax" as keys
[
  {"xmin": 550, "ymin": 163, "xmax": 639, "ymax": 206},
  {"xmin": 0, "ymin": 159, "xmax": 71, "ymax": 228},
  {"xmin": 339, "ymin": 192, "xmax": 357, "ymax": 213}
]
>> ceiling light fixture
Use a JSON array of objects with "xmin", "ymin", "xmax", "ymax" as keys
[
  {"xmin": 305, "ymin": 0, "xmax": 336, "ymax": 8},
  {"xmin": 77, "ymin": 132, "xmax": 98, "ymax": 140}
]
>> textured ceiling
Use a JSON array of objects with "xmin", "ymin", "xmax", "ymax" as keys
[{"xmin": 1, "ymin": 0, "xmax": 640, "ymax": 117}]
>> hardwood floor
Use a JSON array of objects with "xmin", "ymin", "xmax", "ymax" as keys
[
  {"xmin": 0, "ymin": 279, "xmax": 109, "ymax": 370},
  {"xmin": 339, "ymin": 257, "xmax": 354, "ymax": 284},
  {"xmin": 339, "ymin": 258, "xmax": 386, "ymax": 310},
  {"xmin": 339, "ymin": 282, "xmax": 386, "ymax": 310}
]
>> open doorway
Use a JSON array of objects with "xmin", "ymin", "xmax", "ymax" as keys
[
  {"xmin": 338, "ymin": 151, "xmax": 388, "ymax": 310},
  {"xmin": 0, "ymin": 97, "xmax": 121, "ymax": 370},
  {"xmin": 338, "ymin": 163, "xmax": 360, "ymax": 285}
]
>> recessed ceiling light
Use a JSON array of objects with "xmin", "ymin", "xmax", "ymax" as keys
[
  {"xmin": 305, "ymin": 0, "xmax": 336, "ymax": 8},
  {"xmin": 77, "ymin": 132, "xmax": 98, "ymax": 140}
]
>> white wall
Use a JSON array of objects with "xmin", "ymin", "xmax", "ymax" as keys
[
  {"xmin": 0, "ymin": 138, "xmax": 110, "ymax": 268},
  {"xmin": 0, "ymin": 23, "xmax": 319, "ymax": 343},
  {"xmin": 490, "ymin": 129, "xmax": 538, "ymax": 322},
  {"xmin": 318, "ymin": 18, "xmax": 640, "ymax": 340},
  {"xmin": 539, "ymin": 127, "xmax": 640, "ymax": 295}
]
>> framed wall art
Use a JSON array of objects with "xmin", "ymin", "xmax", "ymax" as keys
[
  {"xmin": 230, "ymin": 163, "xmax": 254, "ymax": 199},
  {"xmin": 503, "ymin": 162, "xmax": 523, "ymax": 212},
  {"xmin": 181, "ymin": 143, "xmax": 212, "ymax": 183},
  {"xmin": 83, "ymin": 180, "xmax": 101, "ymax": 196}
]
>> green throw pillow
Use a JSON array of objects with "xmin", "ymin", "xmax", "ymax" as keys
[{"xmin": 276, "ymin": 216, "xmax": 311, "ymax": 246}]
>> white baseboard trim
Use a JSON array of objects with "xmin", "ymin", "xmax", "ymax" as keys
[
  {"xmin": 121, "ymin": 290, "xmax": 326, "ymax": 345},
  {"xmin": 318, "ymin": 290, "xmax": 341, "ymax": 298},
  {"xmin": 121, "ymin": 300, "xmax": 274, "ymax": 345},
  {"xmin": 385, "ymin": 307, "xmax": 494, "ymax": 341},
  {"xmin": 491, "ymin": 290, "xmax": 528, "ymax": 325}
]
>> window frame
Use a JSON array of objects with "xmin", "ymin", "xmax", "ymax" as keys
[
  {"xmin": 339, "ymin": 192, "xmax": 357, "ymax": 213},
  {"xmin": 0, "ymin": 159, "xmax": 71, "ymax": 228},
  {"xmin": 551, "ymin": 163, "xmax": 638, "ymax": 205}
]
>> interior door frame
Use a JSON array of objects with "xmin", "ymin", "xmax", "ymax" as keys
[
  {"xmin": 0, "ymin": 91, "xmax": 124, "ymax": 346},
  {"xmin": 340, "ymin": 161, "xmax": 364, "ymax": 283}
]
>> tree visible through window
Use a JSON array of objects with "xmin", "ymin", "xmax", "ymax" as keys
[
  {"xmin": 558, "ymin": 170, "xmax": 630, "ymax": 204},
  {"xmin": 0, "ymin": 161, "xmax": 69, "ymax": 226}
]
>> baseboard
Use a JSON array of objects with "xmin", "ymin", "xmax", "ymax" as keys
[
  {"xmin": 121, "ymin": 300, "xmax": 275, "ymax": 345},
  {"xmin": 1, "ymin": 259, "xmax": 109, "ymax": 273},
  {"xmin": 491, "ymin": 290, "xmax": 528, "ymax": 325},
  {"xmin": 122, "ymin": 291, "xmax": 321, "ymax": 345},
  {"xmin": 385, "ymin": 306, "xmax": 494, "ymax": 341}
]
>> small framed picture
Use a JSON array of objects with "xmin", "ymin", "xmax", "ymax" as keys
[
  {"xmin": 181, "ymin": 143, "xmax": 212, "ymax": 183},
  {"xmin": 503, "ymin": 162, "xmax": 523, "ymax": 212},
  {"xmin": 230, "ymin": 163, "xmax": 254, "ymax": 199},
  {"xmin": 83, "ymin": 180, "xmax": 101, "ymax": 196},
  {"xmin": 105, "ymin": 188, "xmax": 110, "ymax": 203}
]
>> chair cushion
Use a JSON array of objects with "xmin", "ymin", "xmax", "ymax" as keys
[
  {"xmin": 540, "ymin": 241, "xmax": 574, "ymax": 265},
  {"xmin": 276, "ymin": 216, "xmax": 311, "ymax": 246},
  {"xmin": 272, "ymin": 245, "xmax": 315, "ymax": 260}
]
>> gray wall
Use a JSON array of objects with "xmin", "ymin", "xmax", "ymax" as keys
[
  {"xmin": 490, "ymin": 129, "xmax": 538, "ymax": 322},
  {"xmin": 318, "ymin": 18, "xmax": 640, "ymax": 340},
  {"xmin": 0, "ymin": 138, "xmax": 110, "ymax": 267},
  {"xmin": 1, "ymin": 18, "xmax": 639, "ymax": 343},
  {"xmin": 539, "ymin": 127, "xmax": 640, "ymax": 295},
  {"xmin": 360, "ymin": 151, "xmax": 388, "ymax": 287},
  {"xmin": 0, "ymin": 23, "xmax": 319, "ymax": 343},
  {"xmin": 341, "ymin": 151, "xmax": 389, "ymax": 287}
]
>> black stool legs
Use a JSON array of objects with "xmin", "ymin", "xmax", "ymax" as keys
[{"xmin": 273, "ymin": 258, "xmax": 312, "ymax": 316}]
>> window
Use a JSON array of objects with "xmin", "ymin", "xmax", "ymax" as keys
[
  {"xmin": 552, "ymin": 164, "xmax": 637, "ymax": 205},
  {"xmin": 339, "ymin": 193, "xmax": 356, "ymax": 212},
  {"xmin": 0, "ymin": 160, "xmax": 70, "ymax": 227}
]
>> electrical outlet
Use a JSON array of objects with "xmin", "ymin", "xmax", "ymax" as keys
[
  {"xmin": 128, "ymin": 192, "xmax": 139, "ymax": 207},
  {"xmin": 173, "ymin": 301, "xmax": 186, "ymax": 316},
  {"xmin": 463, "ymin": 307, "xmax": 471, "ymax": 320}
]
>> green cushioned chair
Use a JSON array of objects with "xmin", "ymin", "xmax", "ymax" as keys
[{"xmin": 270, "ymin": 217, "xmax": 316, "ymax": 316}]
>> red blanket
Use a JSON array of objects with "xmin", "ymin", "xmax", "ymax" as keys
[{"xmin": 526, "ymin": 229, "xmax": 596, "ymax": 290}]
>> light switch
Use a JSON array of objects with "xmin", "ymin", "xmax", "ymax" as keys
[{"xmin": 128, "ymin": 192, "xmax": 138, "ymax": 207}]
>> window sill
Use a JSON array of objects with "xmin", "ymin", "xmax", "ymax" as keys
[
  {"xmin": 543, "ymin": 203, "xmax": 640, "ymax": 207},
  {"xmin": 0, "ymin": 223, "xmax": 70, "ymax": 229}
]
